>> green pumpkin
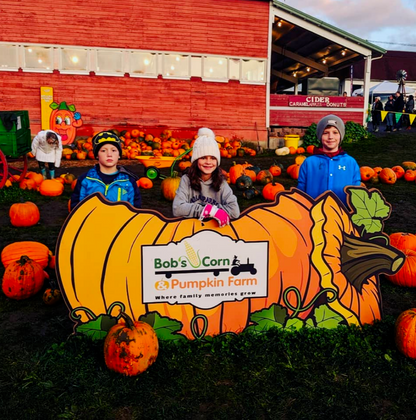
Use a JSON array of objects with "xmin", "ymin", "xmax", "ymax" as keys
[
  {"xmin": 242, "ymin": 187, "xmax": 260, "ymax": 199},
  {"xmin": 246, "ymin": 165, "xmax": 261, "ymax": 175},
  {"xmin": 236, "ymin": 175, "xmax": 253, "ymax": 190}
]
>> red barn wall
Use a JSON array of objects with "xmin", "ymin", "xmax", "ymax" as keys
[{"xmin": 0, "ymin": 0, "xmax": 269, "ymax": 141}]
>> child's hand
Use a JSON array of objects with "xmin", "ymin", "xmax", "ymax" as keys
[
  {"xmin": 199, "ymin": 203, "xmax": 218, "ymax": 220},
  {"xmin": 212, "ymin": 208, "xmax": 230, "ymax": 228}
]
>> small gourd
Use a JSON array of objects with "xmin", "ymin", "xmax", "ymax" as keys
[{"xmin": 275, "ymin": 147, "xmax": 290, "ymax": 156}]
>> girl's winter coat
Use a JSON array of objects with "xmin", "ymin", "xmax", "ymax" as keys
[{"xmin": 31, "ymin": 130, "xmax": 62, "ymax": 167}]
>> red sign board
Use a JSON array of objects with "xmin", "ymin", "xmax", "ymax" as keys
[{"xmin": 289, "ymin": 96, "xmax": 347, "ymax": 108}]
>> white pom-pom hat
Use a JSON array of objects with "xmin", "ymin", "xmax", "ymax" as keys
[{"xmin": 191, "ymin": 127, "xmax": 221, "ymax": 164}]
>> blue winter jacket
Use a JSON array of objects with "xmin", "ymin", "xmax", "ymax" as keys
[
  {"xmin": 70, "ymin": 165, "xmax": 141, "ymax": 210},
  {"xmin": 297, "ymin": 152, "xmax": 361, "ymax": 206}
]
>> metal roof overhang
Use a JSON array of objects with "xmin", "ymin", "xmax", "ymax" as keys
[{"xmin": 270, "ymin": 1, "xmax": 386, "ymax": 92}]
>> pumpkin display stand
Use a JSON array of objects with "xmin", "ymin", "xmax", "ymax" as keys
[
  {"xmin": 136, "ymin": 148, "xmax": 192, "ymax": 180},
  {"xmin": 56, "ymin": 186, "xmax": 405, "ymax": 342}
]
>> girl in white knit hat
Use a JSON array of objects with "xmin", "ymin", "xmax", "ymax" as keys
[{"xmin": 172, "ymin": 128, "xmax": 240, "ymax": 227}]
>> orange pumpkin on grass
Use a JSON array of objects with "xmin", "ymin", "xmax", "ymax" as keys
[
  {"xmin": 395, "ymin": 309, "xmax": 416, "ymax": 358},
  {"xmin": 56, "ymin": 190, "xmax": 402, "ymax": 340},
  {"xmin": 386, "ymin": 249, "xmax": 416, "ymax": 287},
  {"xmin": 379, "ymin": 168, "xmax": 397, "ymax": 184},
  {"xmin": 262, "ymin": 181, "xmax": 285, "ymax": 200},
  {"xmin": 389, "ymin": 232, "xmax": 416, "ymax": 251},
  {"xmin": 2, "ymin": 255, "xmax": 46, "ymax": 300},
  {"xmin": 1, "ymin": 241, "xmax": 52, "ymax": 269},
  {"xmin": 392, "ymin": 165, "xmax": 405, "ymax": 179},
  {"xmin": 360, "ymin": 166, "xmax": 375, "ymax": 182},
  {"xmin": 9, "ymin": 201, "xmax": 40, "ymax": 227},
  {"xmin": 104, "ymin": 312, "xmax": 159, "ymax": 376}
]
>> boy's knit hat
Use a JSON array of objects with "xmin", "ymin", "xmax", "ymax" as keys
[
  {"xmin": 92, "ymin": 131, "xmax": 122, "ymax": 157},
  {"xmin": 316, "ymin": 115, "xmax": 345, "ymax": 143},
  {"xmin": 191, "ymin": 128, "xmax": 221, "ymax": 164}
]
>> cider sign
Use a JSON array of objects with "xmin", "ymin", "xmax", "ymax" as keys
[{"xmin": 142, "ymin": 231, "xmax": 268, "ymax": 308}]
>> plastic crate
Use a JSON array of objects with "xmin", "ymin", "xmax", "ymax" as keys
[
  {"xmin": 0, "ymin": 110, "xmax": 30, "ymax": 133},
  {"xmin": 0, "ymin": 128, "xmax": 32, "ymax": 157}
]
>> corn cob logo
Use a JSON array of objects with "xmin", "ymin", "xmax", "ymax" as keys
[{"xmin": 179, "ymin": 241, "xmax": 201, "ymax": 268}]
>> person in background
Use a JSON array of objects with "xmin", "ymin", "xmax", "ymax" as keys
[
  {"xmin": 371, "ymin": 97, "xmax": 383, "ymax": 132},
  {"xmin": 405, "ymin": 95, "xmax": 415, "ymax": 130},
  {"xmin": 393, "ymin": 91, "xmax": 405, "ymax": 131},
  {"xmin": 384, "ymin": 94, "xmax": 395, "ymax": 132},
  {"xmin": 70, "ymin": 131, "xmax": 141, "ymax": 210},
  {"xmin": 172, "ymin": 127, "xmax": 240, "ymax": 227},
  {"xmin": 297, "ymin": 115, "xmax": 361, "ymax": 206},
  {"xmin": 31, "ymin": 130, "xmax": 62, "ymax": 179},
  {"xmin": 343, "ymin": 91, "xmax": 348, "ymax": 97}
]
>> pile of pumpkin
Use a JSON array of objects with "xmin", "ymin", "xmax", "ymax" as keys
[
  {"xmin": 4, "ymin": 171, "xmax": 76, "ymax": 197},
  {"xmin": 384, "ymin": 232, "xmax": 416, "ymax": 359},
  {"xmin": 1, "ymin": 241, "xmax": 60, "ymax": 304},
  {"xmin": 360, "ymin": 161, "xmax": 416, "ymax": 184},
  {"xmin": 60, "ymin": 129, "xmax": 258, "ymax": 161},
  {"xmin": 0, "ymin": 241, "xmax": 159, "ymax": 376}
]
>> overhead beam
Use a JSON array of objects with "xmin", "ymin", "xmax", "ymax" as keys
[
  {"xmin": 272, "ymin": 69, "xmax": 298, "ymax": 83},
  {"xmin": 273, "ymin": 45, "xmax": 328, "ymax": 73}
]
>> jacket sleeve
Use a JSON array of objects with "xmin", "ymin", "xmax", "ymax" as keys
[
  {"xmin": 55, "ymin": 134, "xmax": 63, "ymax": 168},
  {"xmin": 131, "ymin": 177, "xmax": 142, "ymax": 208},
  {"xmin": 31, "ymin": 132, "xmax": 41, "ymax": 156},
  {"xmin": 297, "ymin": 160, "xmax": 307, "ymax": 192},
  {"xmin": 216, "ymin": 182, "xmax": 240, "ymax": 219},
  {"xmin": 172, "ymin": 176, "xmax": 204, "ymax": 218},
  {"xmin": 70, "ymin": 172, "xmax": 87, "ymax": 211},
  {"xmin": 352, "ymin": 159, "xmax": 362, "ymax": 186}
]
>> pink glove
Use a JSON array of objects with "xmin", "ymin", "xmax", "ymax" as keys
[
  {"xmin": 212, "ymin": 208, "xmax": 230, "ymax": 228},
  {"xmin": 199, "ymin": 203, "xmax": 218, "ymax": 221}
]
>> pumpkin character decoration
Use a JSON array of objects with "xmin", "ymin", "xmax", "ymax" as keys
[
  {"xmin": 2, "ymin": 256, "xmax": 46, "ymax": 300},
  {"xmin": 395, "ymin": 309, "xmax": 416, "ymax": 359},
  {"xmin": 9, "ymin": 201, "xmax": 40, "ymax": 227},
  {"xmin": 49, "ymin": 101, "xmax": 83, "ymax": 145},
  {"xmin": 104, "ymin": 312, "xmax": 159, "ymax": 376},
  {"xmin": 56, "ymin": 189, "xmax": 403, "ymax": 341}
]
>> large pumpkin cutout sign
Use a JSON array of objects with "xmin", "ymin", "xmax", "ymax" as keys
[{"xmin": 56, "ymin": 187, "xmax": 404, "ymax": 341}]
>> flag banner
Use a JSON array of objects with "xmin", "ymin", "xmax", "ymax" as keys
[
  {"xmin": 395, "ymin": 113, "xmax": 402, "ymax": 123},
  {"xmin": 410, "ymin": 114, "xmax": 416, "ymax": 125},
  {"xmin": 380, "ymin": 111, "xmax": 388, "ymax": 122}
]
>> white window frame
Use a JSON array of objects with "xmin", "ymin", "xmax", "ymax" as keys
[
  {"xmin": 161, "ymin": 53, "xmax": 191, "ymax": 80},
  {"xmin": 0, "ymin": 41, "xmax": 267, "ymax": 85},
  {"xmin": 129, "ymin": 51, "xmax": 158, "ymax": 78},
  {"xmin": 95, "ymin": 49, "xmax": 125, "ymax": 77},
  {"xmin": 0, "ymin": 43, "xmax": 19, "ymax": 72},
  {"xmin": 21, "ymin": 45, "xmax": 54, "ymax": 73},
  {"xmin": 58, "ymin": 47, "xmax": 90, "ymax": 75}
]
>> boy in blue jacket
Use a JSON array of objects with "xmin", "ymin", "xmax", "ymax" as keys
[
  {"xmin": 297, "ymin": 115, "xmax": 361, "ymax": 206},
  {"xmin": 70, "ymin": 131, "xmax": 141, "ymax": 210}
]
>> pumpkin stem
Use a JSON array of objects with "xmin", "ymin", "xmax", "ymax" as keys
[
  {"xmin": 18, "ymin": 255, "xmax": 31, "ymax": 265},
  {"xmin": 340, "ymin": 233, "xmax": 405, "ymax": 292},
  {"xmin": 119, "ymin": 311, "xmax": 135, "ymax": 329}
]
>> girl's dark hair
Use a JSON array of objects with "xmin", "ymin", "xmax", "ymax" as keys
[
  {"xmin": 47, "ymin": 132, "xmax": 58, "ymax": 141},
  {"xmin": 186, "ymin": 160, "xmax": 224, "ymax": 192}
]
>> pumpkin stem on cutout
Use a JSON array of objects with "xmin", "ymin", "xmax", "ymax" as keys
[
  {"xmin": 191, "ymin": 314, "xmax": 208, "ymax": 340},
  {"xmin": 18, "ymin": 255, "xmax": 31, "ymax": 265},
  {"xmin": 340, "ymin": 233, "xmax": 405, "ymax": 292}
]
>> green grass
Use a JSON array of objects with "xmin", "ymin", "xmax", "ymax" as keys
[{"xmin": 2, "ymin": 132, "xmax": 416, "ymax": 419}]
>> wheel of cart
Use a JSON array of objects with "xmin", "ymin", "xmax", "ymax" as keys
[
  {"xmin": 0, "ymin": 151, "xmax": 29, "ymax": 188},
  {"xmin": 0, "ymin": 111, "xmax": 32, "ymax": 189},
  {"xmin": 136, "ymin": 148, "xmax": 192, "ymax": 180}
]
